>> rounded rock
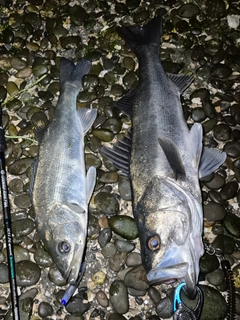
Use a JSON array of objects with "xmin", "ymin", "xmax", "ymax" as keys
[
  {"xmin": 109, "ymin": 215, "xmax": 138, "ymax": 240},
  {"xmin": 177, "ymin": 3, "xmax": 200, "ymax": 18},
  {"xmin": 94, "ymin": 192, "xmax": 119, "ymax": 216},
  {"xmin": 109, "ymin": 280, "xmax": 129, "ymax": 314},
  {"xmin": 38, "ymin": 301, "xmax": 53, "ymax": 318},
  {"xmin": 96, "ymin": 290, "xmax": 109, "ymax": 307},
  {"xmin": 98, "ymin": 228, "xmax": 112, "ymax": 248},
  {"xmin": 219, "ymin": 181, "xmax": 238, "ymax": 200},
  {"xmin": 203, "ymin": 202, "xmax": 226, "ymax": 221},
  {"xmin": 16, "ymin": 260, "xmax": 41, "ymax": 286},
  {"xmin": 213, "ymin": 123, "xmax": 231, "ymax": 141}
]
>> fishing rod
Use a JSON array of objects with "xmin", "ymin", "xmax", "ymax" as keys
[{"xmin": 0, "ymin": 105, "xmax": 20, "ymax": 320}]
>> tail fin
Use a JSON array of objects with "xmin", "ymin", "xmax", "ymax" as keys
[
  {"xmin": 116, "ymin": 14, "xmax": 162, "ymax": 57},
  {"xmin": 59, "ymin": 57, "xmax": 91, "ymax": 92}
]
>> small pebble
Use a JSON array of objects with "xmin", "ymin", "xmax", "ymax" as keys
[{"xmin": 109, "ymin": 280, "xmax": 129, "ymax": 314}]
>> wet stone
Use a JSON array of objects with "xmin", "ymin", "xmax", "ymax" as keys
[
  {"xmin": 212, "ymin": 234, "xmax": 235, "ymax": 255},
  {"xmin": 109, "ymin": 252, "xmax": 127, "ymax": 272},
  {"xmin": 48, "ymin": 264, "xmax": 67, "ymax": 286},
  {"xmin": 115, "ymin": 239, "xmax": 135, "ymax": 253},
  {"xmin": 203, "ymin": 201, "xmax": 226, "ymax": 221},
  {"xmin": 213, "ymin": 123, "xmax": 231, "ymax": 141},
  {"xmin": 98, "ymin": 228, "xmax": 112, "ymax": 248},
  {"xmin": 94, "ymin": 192, "xmax": 119, "ymax": 216},
  {"xmin": 8, "ymin": 178, "xmax": 24, "ymax": 193},
  {"xmin": 96, "ymin": 290, "xmax": 109, "ymax": 308},
  {"xmin": 12, "ymin": 245, "xmax": 30, "ymax": 263},
  {"xmin": 65, "ymin": 291, "xmax": 90, "ymax": 315},
  {"xmin": 224, "ymin": 141, "xmax": 240, "ymax": 158},
  {"xmin": 38, "ymin": 301, "xmax": 53, "ymax": 318},
  {"xmin": 206, "ymin": 0, "xmax": 227, "ymax": 18},
  {"xmin": 219, "ymin": 181, "xmax": 238, "ymax": 200},
  {"xmin": 231, "ymin": 129, "xmax": 240, "ymax": 141},
  {"xmin": 122, "ymin": 57, "xmax": 135, "ymax": 71},
  {"xmin": 109, "ymin": 215, "xmax": 138, "ymax": 240},
  {"xmin": 101, "ymin": 242, "xmax": 117, "ymax": 258},
  {"xmin": 191, "ymin": 88, "xmax": 210, "ymax": 102},
  {"xmin": 126, "ymin": 252, "xmax": 142, "ymax": 267},
  {"xmin": 191, "ymin": 107, "xmax": 207, "ymax": 122},
  {"xmin": 15, "ymin": 67, "xmax": 32, "ymax": 79},
  {"xmin": 34, "ymin": 247, "xmax": 53, "ymax": 267},
  {"xmin": 12, "ymin": 218, "xmax": 35, "ymax": 237},
  {"xmin": 202, "ymin": 101, "xmax": 216, "ymax": 119},
  {"xmin": 109, "ymin": 280, "xmax": 129, "ymax": 314},
  {"xmin": 92, "ymin": 271, "xmax": 107, "ymax": 285},
  {"xmin": 108, "ymin": 313, "xmax": 127, "ymax": 320},
  {"xmin": 123, "ymin": 71, "xmax": 138, "ymax": 90},
  {"xmin": 118, "ymin": 176, "xmax": 132, "ymax": 201},
  {"xmin": 204, "ymin": 173, "xmax": 225, "ymax": 190},
  {"xmin": 156, "ymin": 296, "xmax": 172, "ymax": 319},
  {"xmin": 32, "ymin": 64, "xmax": 48, "ymax": 77},
  {"xmin": 177, "ymin": 3, "xmax": 200, "ymax": 18},
  {"xmin": 202, "ymin": 118, "xmax": 217, "ymax": 134},
  {"xmin": 206, "ymin": 268, "xmax": 225, "ymax": 286},
  {"xmin": 148, "ymin": 287, "xmax": 161, "ymax": 305},
  {"xmin": 224, "ymin": 212, "xmax": 240, "ymax": 238},
  {"xmin": 60, "ymin": 36, "xmax": 81, "ymax": 49},
  {"xmin": 92, "ymin": 128, "xmax": 114, "ymax": 142},
  {"xmin": 124, "ymin": 265, "xmax": 149, "ymax": 291},
  {"xmin": 85, "ymin": 153, "xmax": 102, "ymax": 170},
  {"xmin": 111, "ymin": 84, "xmax": 124, "ymax": 97},
  {"xmin": 6, "ymin": 81, "xmax": 19, "ymax": 96},
  {"xmin": 0, "ymin": 263, "xmax": 9, "ymax": 283},
  {"xmin": 14, "ymin": 193, "xmax": 31, "ymax": 209},
  {"xmin": 211, "ymin": 63, "xmax": 232, "ymax": 79},
  {"xmin": 99, "ymin": 170, "xmax": 119, "ymax": 184},
  {"xmin": 133, "ymin": 9, "xmax": 149, "ymax": 24},
  {"xmin": 208, "ymin": 190, "xmax": 227, "ymax": 206},
  {"xmin": 102, "ymin": 118, "xmax": 122, "ymax": 135},
  {"xmin": 16, "ymin": 260, "xmax": 41, "ymax": 286},
  {"xmin": 200, "ymin": 252, "xmax": 219, "ymax": 274}
]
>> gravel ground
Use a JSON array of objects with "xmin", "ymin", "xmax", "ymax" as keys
[{"xmin": 0, "ymin": 0, "xmax": 240, "ymax": 319}]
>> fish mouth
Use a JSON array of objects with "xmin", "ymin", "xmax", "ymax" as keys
[
  {"xmin": 147, "ymin": 247, "xmax": 197, "ymax": 299},
  {"xmin": 147, "ymin": 263, "xmax": 196, "ymax": 298}
]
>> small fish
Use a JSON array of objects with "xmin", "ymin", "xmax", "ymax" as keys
[
  {"xmin": 30, "ymin": 58, "xmax": 97, "ymax": 283},
  {"xmin": 101, "ymin": 15, "xmax": 226, "ymax": 298}
]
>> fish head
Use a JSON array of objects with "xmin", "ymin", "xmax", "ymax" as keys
[
  {"xmin": 135, "ymin": 176, "xmax": 204, "ymax": 299},
  {"xmin": 40, "ymin": 204, "xmax": 87, "ymax": 283}
]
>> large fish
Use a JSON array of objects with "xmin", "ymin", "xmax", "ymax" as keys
[
  {"xmin": 30, "ymin": 58, "xmax": 97, "ymax": 283},
  {"xmin": 101, "ymin": 15, "xmax": 226, "ymax": 298}
]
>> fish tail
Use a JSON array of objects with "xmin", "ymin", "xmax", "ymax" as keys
[
  {"xmin": 59, "ymin": 57, "xmax": 91, "ymax": 92},
  {"xmin": 116, "ymin": 14, "xmax": 162, "ymax": 57}
]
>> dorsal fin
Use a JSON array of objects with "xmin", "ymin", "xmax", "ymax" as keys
[
  {"xmin": 100, "ymin": 132, "xmax": 132, "ymax": 176},
  {"xmin": 158, "ymin": 137, "xmax": 185, "ymax": 180},
  {"xmin": 167, "ymin": 73, "xmax": 194, "ymax": 94},
  {"xmin": 114, "ymin": 91, "xmax": 135, "ymax": 118}
]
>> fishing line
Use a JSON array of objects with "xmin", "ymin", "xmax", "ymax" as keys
[{"xmin": 0, "ymin": 105, "xmax": 20, "ymax": 320}]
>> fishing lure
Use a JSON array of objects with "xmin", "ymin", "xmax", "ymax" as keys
[{"xmin": 173, "ymin": 283, "xmax": 203, "ymax": 320}]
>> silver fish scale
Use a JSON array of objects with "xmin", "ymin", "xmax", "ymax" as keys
[
  {"xmin": 131, "ymin": 51, "xmax": 199, "ymax": 203},
  {"xmin": 33, "ymin": 88, "xmax": 87, "ymax": 218}
]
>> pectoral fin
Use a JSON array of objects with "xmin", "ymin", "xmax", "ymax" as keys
[
  {"xmin": 86, "ymin": 166, "xmax": 96, "ymax": 203},
  {"xmin": 29, "ymin": 158, "xmax": 38, "ymax": 200},
  {"xmin": 100, "ymin": 132, "xmax": 132, "ymax": 176},
  {"xmin": 158, "ymin": 137, "xmax": 185, "ymax": 180},
  {"xmin": 199, "ymin": 147, "xmax": 227, "ymax": 178}
]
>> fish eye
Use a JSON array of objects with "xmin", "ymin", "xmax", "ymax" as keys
[
  {"xmin": 58, "ymin": 241, "xmax": 71, "ymax": 253},
  {"xmin": 147, "ymin": 236, "xmax": 161, "ymax": 251}
]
